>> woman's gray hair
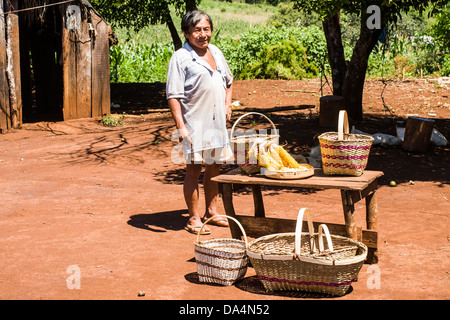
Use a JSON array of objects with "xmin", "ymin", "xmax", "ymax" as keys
[{"xmin": 181, "ymin": 10, "xmax": 213, "ymax": 36}]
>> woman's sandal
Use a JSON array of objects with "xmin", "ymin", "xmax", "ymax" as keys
[
  {"xmin": 202, "ymin": 215, "xmax": 229, "ymax": 227},
  {"xmin": 184, "ymin": 224, "xmax": 211, "ymax": 235}
]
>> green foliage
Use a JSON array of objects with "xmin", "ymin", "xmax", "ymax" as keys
[
  {"xmin": 110, "ymin": 40, "xmax": 174, "ymax": 83},
  {"xmin": 292, "ymin": 0, "xmax": 447, "ymax": 24},
  {"xmin": 268, "ymin": 2, "xmax": 322, "ymax": 28},
  {"xmin": 240, "ymin": 39, "xmax": 319, "ymax": 79},
  {"xmin": 101, "ymin": 113, "xmax": 125, "ymax": 127},
  {"xmin": 442, "ymin": 54, "xmax": 450, "ymax": 76},
  {"xmin": 103, "ymin": 0, "xmax": 449, "ymax": 82},
  {"xmin": 430, "ymin": 6, "xmax": 450, "ymax": 52},
  {"xmin": 214, "ymin": 24, "xmax": 327, "ymax": 79},
  {"xmin": 90, "ymin": 0, "xmax": 200, "ymax": 31}
]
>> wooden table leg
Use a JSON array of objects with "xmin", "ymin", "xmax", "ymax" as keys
[
  {"xmin": 365, "ymin": 191, "xmax": 379, "ymax": 263},
  {"xmin": 366, "ymin": 192, "xmax": 378, "ymax": 231},
  {"xmin": 221, "ymin": 183, "xmax": 244, "ymax": 239},
  {"xmin": 251, "ymin": 185, "xmax": 265, "ymax": 218},
  {"xmin": 341, "ymin": 190, "xmax": 357, "ymax": 240}
]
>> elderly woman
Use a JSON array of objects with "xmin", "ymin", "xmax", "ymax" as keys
[{"xmin": 166, "ymin": 10, "xmax": 233, "ymax": 235}]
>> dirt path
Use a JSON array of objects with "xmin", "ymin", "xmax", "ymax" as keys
[{"xmin": 0, "ymin": 79, "xmax": 449, "ymax": 300}]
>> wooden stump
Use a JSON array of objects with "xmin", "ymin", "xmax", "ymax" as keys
[
  {"xmin": 319, "ymin": 95, "xmax": 345, "ymax": 128},
  {"xmin": 402, "ymin": 117, "xmax": 435, "ymax": 152}
]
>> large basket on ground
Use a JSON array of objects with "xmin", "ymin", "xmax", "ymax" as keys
[
  {"xmin": 318, "ymin": 110, "xmax": 374, "ymax": 176},
  {"xmin": 230, "ymin": 112, "xmax": 279, "ymax": 174},
  {"xmin": 195, "ymin": 215, "xmax": 249, "ymax": 286},
  {"xmin": 246, "ymin": 208, "xmax": 367, "ymax": 296}
]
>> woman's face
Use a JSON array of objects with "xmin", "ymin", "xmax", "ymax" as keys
[{"xmin": 184, "ymin": 16, "xmax": 212, "ymax": 52}]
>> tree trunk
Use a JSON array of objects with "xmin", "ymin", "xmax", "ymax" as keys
[
  {"xmin": 163, "ymin": 3, "xmax": 182, "ymax": 50},
  {"xmin": 342, "ymin": 12, "xmax": 382, "ymax": 121},
  {"xmin": 185, "ymin": 0, "xmax": 197, "ymax": 12},
  {"xmin": 166, "ymin": 14, "xmax": 182, "ymax": 50},
  {"xmin": 322, "ymin": 13, "xmax": 346, "ymax": 96}
]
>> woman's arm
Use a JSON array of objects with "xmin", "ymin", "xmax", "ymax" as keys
[{"xmin": 225, "ymin": 83, "xmax": 233, "ymax": 121}]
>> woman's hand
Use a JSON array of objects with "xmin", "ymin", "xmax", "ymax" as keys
[
  {"xmin": 225, "ymin": 83, "xmax": 233, "ymax": 121},
  {"xmin": 168, "ymin": 98, "xmax": 193, "ymax": 146},
  {"xmin": 225, "ymin": 104, "xmax": 232, "ymax": 121},
  {"xmin": 178, "ymin": 126, "xmax": 193, "ymax": 146}
]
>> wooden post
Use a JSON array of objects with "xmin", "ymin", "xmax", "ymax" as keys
[
  {"xmin": 0, "ymin": 0, "xmax": 11, "ymax": 132},
  {"xmin": 62, "ymin": 4, "xmax": 77, "ymax": 120},
  {"xmin": 4, "ymin": 0, "xmax": 21, "ymax": 128},
  {"xmin": 402, "ymin": 117, "xmax": 435, "ymax": 152},
  {"xmin": 319, "ymin": 95, "xmax": 345, "ymax": 128}
]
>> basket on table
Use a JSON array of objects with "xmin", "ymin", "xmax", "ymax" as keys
[
  {"xmin": 194, "ymin": 215, "xmax": 249, "ymax": 286},
  {"xmin": 246, "ymin": 208, "xmax": 367, "ymax": 296},
  {"xmin": 318, "ymin": 110, "xmax": 374, "ymax": 176},
  {"xmin": 230, "ymin": 112, "xmax": 279, "ymax": 174}
]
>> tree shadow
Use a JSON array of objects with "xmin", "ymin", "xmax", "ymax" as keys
[
  {"xmin": 127, "ymin": 209, "xmax": 189, "ymax": 233},
  {"xmin": 51, "ymin": 121, "xmax": 173, "ymax": 167}
]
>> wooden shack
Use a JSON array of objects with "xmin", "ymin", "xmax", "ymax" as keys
[{"xmin": 0, "ymin": 0, "xmax": 114, "ymax": 133}]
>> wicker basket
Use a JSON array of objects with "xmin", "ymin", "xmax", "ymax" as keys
[
  {"xmin": 246, "ymin": 208, "xmax": 367, "ymax": 296},
  {"xmin": 318, "ymin": 110, "xmax": 374, "ymax": 176},
  {"xmin": 230, "ymin": 112, "xmax": 279, "ymax": 174},
  {"xmin": 195, "ymin": 215, "xmax": 249, "ymax": 286}
]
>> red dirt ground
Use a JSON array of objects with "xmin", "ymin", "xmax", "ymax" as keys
[{"xmin": 0, "ymin": 78, "xmax": 449, "ymax": 301}]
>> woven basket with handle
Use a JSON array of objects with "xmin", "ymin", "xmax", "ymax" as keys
[
  {"xmin": 246, "ymin": 208, "xmax": 367, "ymax": 296},
  {"xmin": 195, "ymin": 215, "xmax": 249, "ymax": 286},
  {"xmin": 230, "ymin": 112, "xmax": 279, "ymax": 174},
  {"xmin": 318, "ymin": 110, "xmax": 374, "ymax": 176}
]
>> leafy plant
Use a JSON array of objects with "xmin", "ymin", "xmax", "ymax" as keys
[
  {"xmin": 101, "ymin": 114, "xmax": 125, "ymax": 127},
  {"xmin": 240, "ymin": 39, "xmax": 319, "ymax": 79},
  {"xmin": 110, "ymin": 40, "xmax": 174, "ymax": 83}
]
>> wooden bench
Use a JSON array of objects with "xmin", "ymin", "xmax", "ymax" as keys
[{"xmin": 212, "ymin": 168, "xmax": 383, "ymax": 264}]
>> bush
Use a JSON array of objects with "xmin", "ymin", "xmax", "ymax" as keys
[
  {"xmin": 240, "ymin": 39, "xmax": 319, "ymax": 79},
  {"xmin": 214, "ymin": 25, "xmax": 327, "ymax": 79}
]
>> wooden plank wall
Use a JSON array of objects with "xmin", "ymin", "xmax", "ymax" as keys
[
  {"xmin": 91, "ymin": 14, "xmax": 110, "ymax": 117},
  {"xmin": 62, "ymin": 4, "xmax": 110, "ymax": 121},
  {"xmin": 76, "ymin": 13, "xmax": 92, "ymax": 118}
]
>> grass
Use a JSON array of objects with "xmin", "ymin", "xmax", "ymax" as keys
[{"xmin": 113, "ymin": 0, "xmax": 276, "ymax": 45}]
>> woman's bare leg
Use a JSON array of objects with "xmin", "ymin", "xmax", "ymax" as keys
[
  {"xmin": 203, "ymin": 162, "xmax": 228, "ymax": 227},
  {"xmin": 184, "ymin": 163, "xmax": 207, "ymax": 230}
]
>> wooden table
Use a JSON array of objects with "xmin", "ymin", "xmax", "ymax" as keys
[{"xmin": 212, "ymin": 168, "xmax": 384, "ymax": 264}]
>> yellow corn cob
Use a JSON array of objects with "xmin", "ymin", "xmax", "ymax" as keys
[
  {"xmin": 258, "ymin": 151, "xmax": 270, "ymax": 167},
  {"xmin": 268, "ymin": 144, "xmax": 283, "ymax": 168},
  {"xmin": 278, "ymin": 146, "xmax": 301, "ymax": 169},
  {"xmin": 258, "ymin": 151, "xmax": 281, "ymax": 171}
]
